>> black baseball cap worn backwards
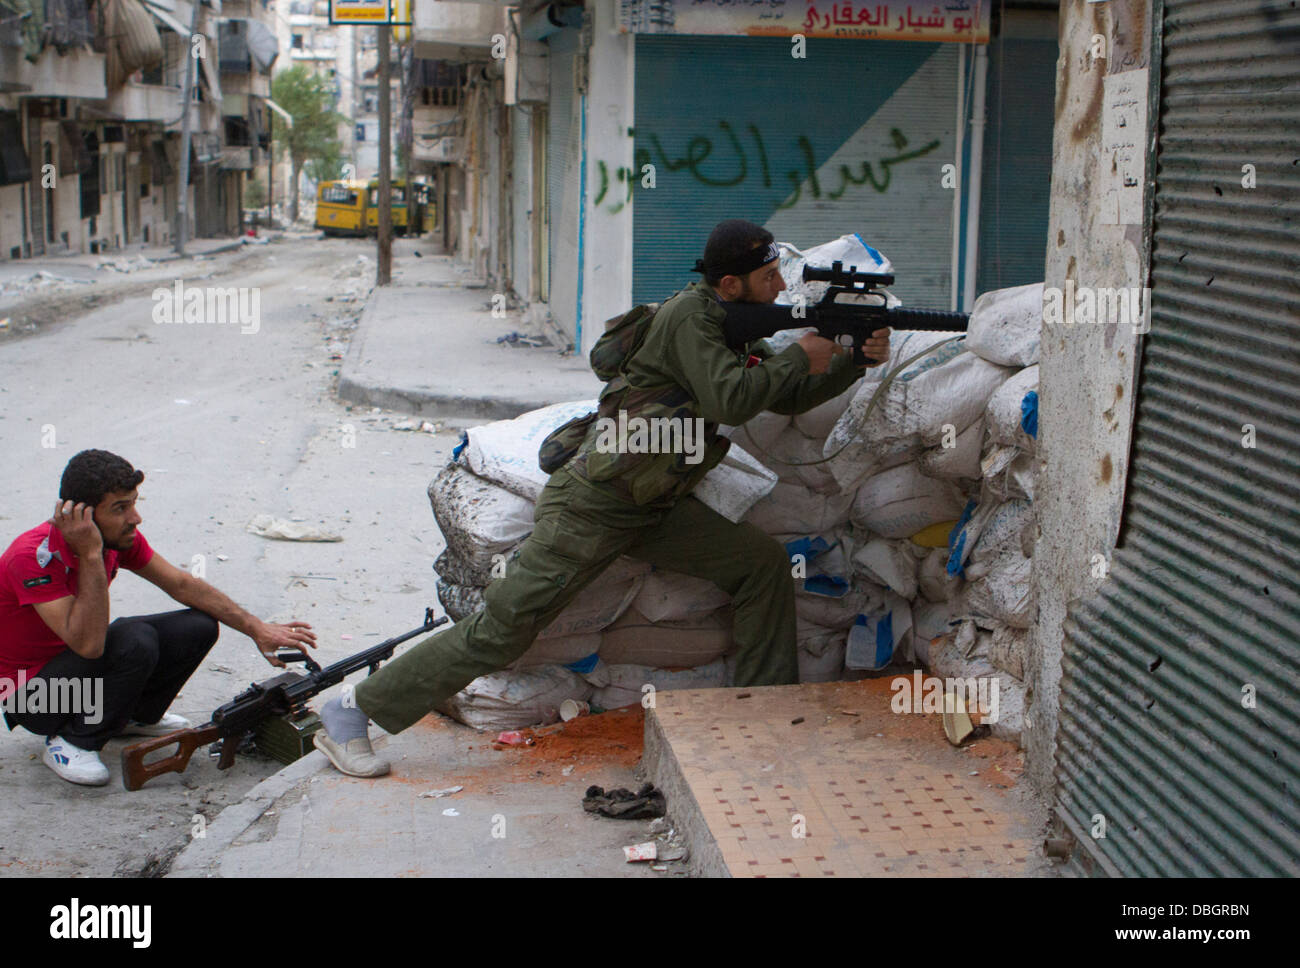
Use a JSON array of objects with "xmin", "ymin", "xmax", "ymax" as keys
[{"xmin": 692, "ymin": 219, "xmax": 780, "ymax": 279}]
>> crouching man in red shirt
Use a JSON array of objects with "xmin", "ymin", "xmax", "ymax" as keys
[{"xmin": 0, "ymin": 450, "xmax": 316, "ymax": 786}]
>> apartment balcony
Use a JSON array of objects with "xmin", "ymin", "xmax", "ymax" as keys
[
  {"xmin": 219, "ymin": 71, "xmax": 270, "ymax": 99},
  {"xmin": 0, "ymin": 45, "xmax": 106, "ymax": 99},
  {"xmin": 413, "ymin": 1, "xmax": 508, "ymax": 61},
  {"xmin": 105, "ymin": 81, "xmax": 192, "ymax": 125}
]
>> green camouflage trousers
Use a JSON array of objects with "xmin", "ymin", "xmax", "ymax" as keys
[{"xmin": 354, "ymin": 466, "xmax": 798, "ymax": 735}]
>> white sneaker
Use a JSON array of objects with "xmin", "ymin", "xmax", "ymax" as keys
[
  {"xmin": 44, "ymin": 736, "xmax": 110, "ymax": 786},
  {"xmin": 120, "ymin": 712, "xmax": 194, "ymax": 737}
]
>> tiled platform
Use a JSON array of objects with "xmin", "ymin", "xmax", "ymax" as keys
[{"xmin": 645, "ymin": 679, "xmax": 1050, "ymax": 878}]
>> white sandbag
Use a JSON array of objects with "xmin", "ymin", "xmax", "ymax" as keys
[
  {"xmin": 736, "ymin": 425, "xmax": 840, "ymax": 494},
  {"xmin": 852, "ymin": 537, "xmax": 923, "ymax": 600},
  {"xmin": 918, "ymin": 419, "xmax": 984, "ymax": 481},
  {"xmin": 825, "ymin": 335, "xmax": 1015, "ymax": 490},
  {"xmin": 852, "ymin": 462, "xmax": 968, "ymax": 539},
  {"xmin": 946, "ymin": 495, "xmax": 1033, "ymax": 578},
  {"xmin": 598, "ymin": 606, "xmax": 733, "ymax": 668},
  {"xmin": 845, "ymin": 594, "xmax": 913, "ymax": 670},
  {"xmin": 510, "ymin": 632, "xmax": 603, "ymax": 669},
  {"xmin": 632, "ymin": 568, "xmax": 731, "ymax": 623},
  {"xmin": 592, "ymin": 660, "xmax": 729, "ymax": 709},
  {"xmin": 967, "ymin": 499, "xmax": 1035, "ymax": 571},
  {"xmin": 981, "ymin": 446, "xmax": 1036, "ymax": 502},
  {"xmin": 744, "ymin": 480, "xmax": 855, "ymax": 535},
  {"xmin": 985, "ymin": 365, "xmax": 1040, "ymax": 453},
  {"xmin": 436, "ymin": 578, "xmax": 484, "ymax": 622},
  {"xmin": 927, "ymin": 625, "xmax": 996, "ymax": 679},
  {"xmin": 795, "ymin": 584, "xmax": 884, "ymax": 629},
  {"xmin": 918, "ymin": 547, "xmax": 963, "ymax": 603},
  {"xmin": 692, "ymin": 442, "xmax": 779, "ymax": 523},
  {"xmin": 437, "ymin": 665, "xmax": 593, "ymax": 731},
  {"xmin": 428, "ymin": 464, "xmax": 536, "ymax": 581},
  {"xmin": 798, "ymin": 631, "xmax": 848, "ymax": 683},
  {"xmin": 792, "ymin": 381, "xmax": 860, "ymax": 440},
  {"xmin": 775, "ymin": 234, "xmax": 894, "ymax": 311},
  {"xmin": 965, "ymin": 549, "xmax": 1033, "ymax": 629},
  {"xmin": 462, "ymin": 400, "xmax": 599, "ymax": 500},
  {"xmin": 536, "ymin": 559, "xmax": 649, "ymax": 641},
  {"xmin": 723, "ymin": 410, "xmax": 790, "ymax": 454},
  {"xmin": 912, "ymin": 600, "xmax": 963, "ymax": 665},
  {"xmin": 989, "ymin": 624, "xmax": 1028, "ymax": 680},
  {"xmin": 965, "ymin": 282, "xmax": 1043, "ymax": 368}
]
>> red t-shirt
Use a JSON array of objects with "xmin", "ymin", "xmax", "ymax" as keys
[{"xmin": 0, "ymin": 523, "xmax": 154, "ymax": 682}]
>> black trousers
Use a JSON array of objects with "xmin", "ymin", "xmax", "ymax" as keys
[{"xmin": 4, "ymin": 609, "xmax": 219, "ymax": 751}]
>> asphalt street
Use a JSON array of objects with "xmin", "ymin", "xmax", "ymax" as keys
[{"xmin": 0, "ymin": 236, "xmax": 461, "ymax": 875}]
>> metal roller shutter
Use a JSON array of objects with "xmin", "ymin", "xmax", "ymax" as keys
[
  {"xmin": 632, "ymin": 36, "xmax": 957, "ymax": 306},
  {"xmin": 1053, "ymin": 0, "xmax": 1300, "ymax": 877}
]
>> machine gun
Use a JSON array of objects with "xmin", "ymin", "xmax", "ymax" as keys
[
  {"xmin": 120, "ymin": 608, "xmax": 448, "ymax": 791},
  {"xmin": 719, "ymin": 261, "xmax": 970, "ymax": 365}
]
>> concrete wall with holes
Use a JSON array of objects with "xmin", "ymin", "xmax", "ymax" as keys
[{"xmin": 1026, "ymin": 0, "xmax": 1154, "ymax": 797}]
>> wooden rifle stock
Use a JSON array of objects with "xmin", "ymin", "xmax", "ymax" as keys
[{"xmin": 121, "ymin": 724, "xmax": 221, "ymax": 792}]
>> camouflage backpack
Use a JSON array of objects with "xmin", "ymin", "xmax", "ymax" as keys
[{"xmin": 537, "ymin": 303, "xmax": 661, "ymax": 474}]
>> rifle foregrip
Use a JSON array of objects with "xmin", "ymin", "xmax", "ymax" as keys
[
  {"xmin": 120, "ymin": 724, "xmax": 221, "ymax": 791},
  {"xmin": 884, "ymin": 307, "xmax": 970, "ymax": 332}
]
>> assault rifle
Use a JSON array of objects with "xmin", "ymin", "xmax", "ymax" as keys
[
  {"xmin": 720, "ymin": 261, "xmax": 970, "ymax": 365},
  {"xmin": 120, "ymin": 608, "xmax": 447, "ymax": 791}
]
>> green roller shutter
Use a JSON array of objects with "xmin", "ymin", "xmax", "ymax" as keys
[
  {"xmin": 977, "ymin": 14, "xmax": 1057, "ymax": 292},
  {"xmin": 632, "ymin": 36, "xmax": 957, "ymax": 307},
  {"xmin": 1053, "ymin": 0, "xmax": 1300, "ymax": 877}
]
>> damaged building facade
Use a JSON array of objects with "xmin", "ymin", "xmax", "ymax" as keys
[{"xmin": 0, "ymin": 0, "xmax": 282, "ymax": 258}]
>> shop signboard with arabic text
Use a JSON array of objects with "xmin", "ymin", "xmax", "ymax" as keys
[
  {"xmin": 331, "ymin": 0, "xmax": 393, "ymax": 24},
  {"xmin": 619, "ymin": 0, "xmax": 990, "ymax": 43}
]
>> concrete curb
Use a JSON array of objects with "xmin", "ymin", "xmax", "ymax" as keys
[
  {"xmin": 644, "ymin": 704, "xmax": 730, "ymax": 878},
  {"xmin": 337, "ymin": 287, "xmax": 577, "ymax": 423},
  {"xmin": 168, "ymin": 749, "xmax": 329, "ymax": 877}
]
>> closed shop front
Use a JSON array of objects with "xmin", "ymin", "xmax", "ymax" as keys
[
  {"xmin": 631, "ymin": 35, "xmax": 959, "ymax": 307},
  {"xmin": 1052, "ymin": 0, "xmax": 1299, "ymax": 876}
]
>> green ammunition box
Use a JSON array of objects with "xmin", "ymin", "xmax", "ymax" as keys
[{"xmin": 253, "ymin": 710, "xmax": 323, "ymax": 765}]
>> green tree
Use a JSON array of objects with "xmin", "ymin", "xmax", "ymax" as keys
[
  {"xmin": 245, "ymin": 177, "xmax": 266, "ymax": 210},
  {"xmin": 271, "ymin": 65, "xmax": 345, "ymax": 222}
]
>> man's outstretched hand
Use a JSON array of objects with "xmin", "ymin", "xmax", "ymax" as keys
[{"xmin": 254, "ymin": 620, "xmax": 317, "ymax": 667}]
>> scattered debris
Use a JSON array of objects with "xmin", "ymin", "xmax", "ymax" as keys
[
  {"xmin": 658, "ymin": 845, "xmax": 689, "ymax": 863},
  {"xmin": 559, "ymin": 699, "xmax": 590, "ymax": 722},
  {"xmin": 839, "ymin": 709, "xmax": 860, "ymax": 716},
  {"xmin": 216, "ymin": 554, "xmax": 229, "ymax": 562},
  {"xmin": 441, "ymin": 808, "xmax": 459, "ymax": 817},
  {"xmin": 418, "ymin": 786, "xmax": 464, "ymax": 799},
  {"xmin": 623, "ymin": 842, "xmax": 657, "ymax": 863},
  {"xmin": 494, "ymin": 331, "xmax": 544, "ymax": 347},
  {"xmin": 790, "ymin": 716, "xmax": 805, "ymax": 725},
  {"xmin": 561, "ymin": 765, "xmax": 574, "ymax": 776},
  {"xmin": 736, "ymin": 693, "xmax": 752, "ymax": 700},
  {"xmin": 584, "ymin": 783, "xmax": 666, "ymax": 820},
  {"xmin": 246, "ymin": 514, "xmax": 342, "ymax": 542},
  {"xmin": 648, "ymin": 817, "xmax": 669, "ymax": 835},
  {"xmin": 492, "ymin": 729, "xmax": 536, "ymax": 749}
]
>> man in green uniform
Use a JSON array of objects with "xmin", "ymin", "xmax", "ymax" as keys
[{"xmin": 315, "ymin": 219, "xmax": 891, "ymax": 777}]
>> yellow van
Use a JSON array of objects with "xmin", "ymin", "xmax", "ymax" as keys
[
  {"xmin": 315, "ymin": 180, "xmax": 368, "ymax": 236},
  {"xmin": 364, "ymin": 179, "xmax": 411, "ymax": 235}
]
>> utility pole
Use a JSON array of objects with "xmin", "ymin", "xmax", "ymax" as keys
[
  {"xmin": 376, "ymin": 23, "xmax": 392, "ymax": 285},
  {"xmin": 174, "ymin": 0, "xmax": 202, "ymax": 254}
]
